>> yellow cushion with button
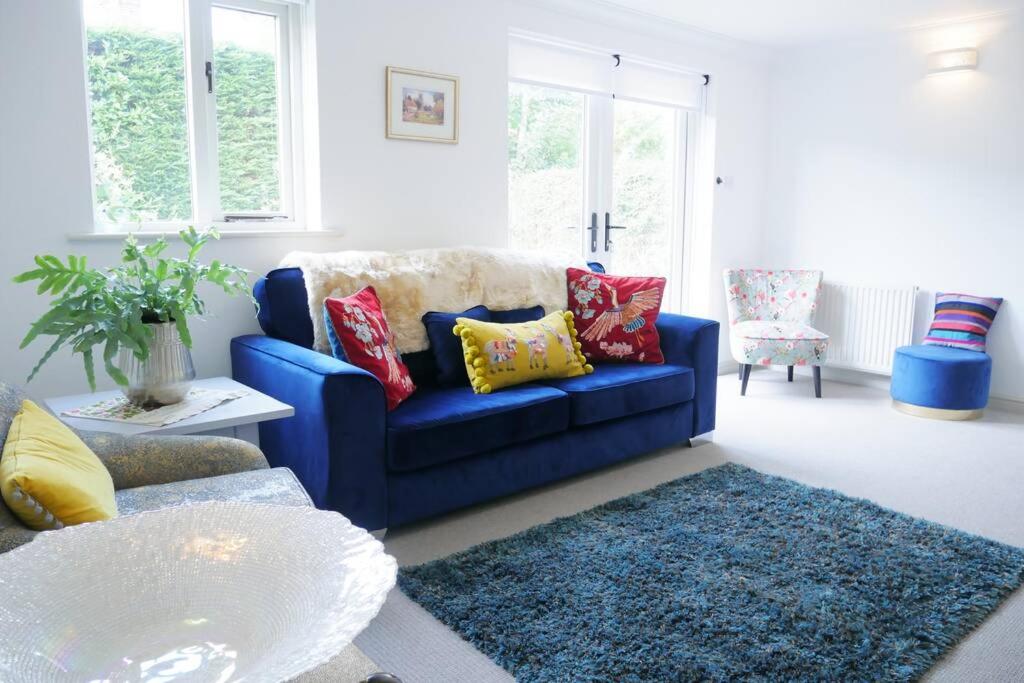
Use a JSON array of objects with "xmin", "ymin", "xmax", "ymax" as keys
[
  {"xmin": 0, "ymin": 400, "xmax": 117, "ymax": 530},
  {"xmin": 455, "ymin": 310, "xmax": 593, "ymax": 394}
]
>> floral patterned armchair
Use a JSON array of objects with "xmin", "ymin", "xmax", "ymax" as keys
[{"xmin": 723, "ymin": 269, "xmax": 829, "ymax": 397}]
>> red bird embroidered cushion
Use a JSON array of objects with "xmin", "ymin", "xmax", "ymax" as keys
[
  {"xmin": 323, "ymin": 286, "xmax": 416, "ymax": 410},
  {"xmin": 566, "ymin": 268, "xmax": 666, "ymax": 364}
]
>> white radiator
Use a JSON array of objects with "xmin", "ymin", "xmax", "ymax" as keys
[{"xmin": 815, "ymin": 282, "xmax": 919, "ymax": 375}]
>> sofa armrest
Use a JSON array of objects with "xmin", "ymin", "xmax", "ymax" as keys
[
  {"xmin": 0, "ymin": 503, "xmax": 37, "ymax": 554},
  {"xmin": 230, "ymin": 335, "xmax": 388, "ymax": 530},
  {"xmin": 80, "ymin": 432, "xmax": 268, "ymax": 490},
  {"xmin": 656, "ymin": 313, "xmax": 720, "ymax": 437}
]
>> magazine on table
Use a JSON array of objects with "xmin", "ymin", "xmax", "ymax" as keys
[{"xmin": 62, "ymin": 387, "xmax": 248, "ymax": 427}]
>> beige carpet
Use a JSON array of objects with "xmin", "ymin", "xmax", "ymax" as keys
[{"xmin": 355, "ymin": 372, "xmax": 1024, "ymax": 682}]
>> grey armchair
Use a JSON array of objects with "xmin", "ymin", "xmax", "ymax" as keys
[{"xmin": 0, "ymin": 381, "xmax": 312, "ymax": 553}]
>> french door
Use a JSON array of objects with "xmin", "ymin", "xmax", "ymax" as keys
[{"xmin": 508, "ymin": 81, "xmax": 694, "ymax": 311}]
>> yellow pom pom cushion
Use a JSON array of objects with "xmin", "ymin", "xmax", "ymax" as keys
[
  {"xmin": 454, "ymin": 311, "xmax": 594, "ymax": 394},
  {"xmin": 0, "ymin": 400, "xmax": 117, "ymax": 530}
]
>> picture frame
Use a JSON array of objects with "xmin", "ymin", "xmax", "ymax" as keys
[{"xmin": 386, "ymin": 66, "xmax": 459, "ymax": 144}]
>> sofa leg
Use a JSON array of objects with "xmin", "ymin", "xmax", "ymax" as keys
[
  {"xmin": 688, "ymin": 431, "xmax": 715, "ymax": 447},
  {"xmin": 740, "ymin": 364, "xmax": 752, "ymax": 396},
  {"xmin": 787, "ymin": 366, "xmax": 794, "ymax": 382},
  {"xmin": 813, "ymin": 366, "xmax": 822, "ymax": 398},
  {"xmin": 371, "ymin": 528, "xmax": 388, "ymax": 540}
]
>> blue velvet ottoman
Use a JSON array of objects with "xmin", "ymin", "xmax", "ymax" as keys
[{"xmin": 890, "ymin": 345, "xmax": 992, "ymax": 420}]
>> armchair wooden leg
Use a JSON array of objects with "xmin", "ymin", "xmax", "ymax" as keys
[
  {"xmin": 787, "ymin": 366, "xmax": 794, "ymax": 382},
  {"xmin": 740, "ymin": 364, "xmax": 752, "ymax": 396},
  {"xmin": 813, "ymin": 366, "xmax": 822, "ymax": 398}
]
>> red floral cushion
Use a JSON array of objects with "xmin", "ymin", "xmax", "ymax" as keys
[
  {"xmin": 323, "ymin": 287, "xmax": 416, "ymax": 410},
  {"xmin": 566, "ymin": 267, "xmax": 666, "ymax": 364}
]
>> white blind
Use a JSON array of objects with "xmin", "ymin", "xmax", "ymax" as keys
[{"xmin": 509, "ymin": 33, "xmax": 704, "ymax": 110}]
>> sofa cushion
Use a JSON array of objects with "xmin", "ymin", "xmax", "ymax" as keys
[
  {"xmin": 422, "ymin": 305, "xmax": 491, "ymax": 387},
  {"xmin": 923, "ymin": 292, "xmax": 1003, "ymax": 352},
  {"xmin": 489, "ymin": 305, "xmax": 545, "ymax": 323},
  {"xmin": 115, "ymin": 467, "xmax": 313, "ymax": 516},
  {"xmin": 386, "ymin": 384, "xmax": 570, "ymax": 472},
  {"xmin": 255, "ymin": 267, "xmax": 315, "ymax": 348},
  {"xmin": 455, "ymin": 311, "xmax": 592, "ymax": 394},
  {"xmin": 542, "ymin": 363, "xmax": 694, "ymax": 426},
  {"xmin": 566, "ymin": 268, "xmax": 667, "ymax": 364},
  {"xmin": 1, "ymin": 400, "xmax": 117, "ymax": 530},
  {"xmin": 324, "ymin": 287, "xmax": 417, "ymax": 411}
]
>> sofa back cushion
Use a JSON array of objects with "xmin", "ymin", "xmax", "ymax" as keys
[
  {"xmin": 255, "ymin": 267, "xmax": 316, "ymax": 348},
  {"xmin": 423, "ymin": 306, "xmax": 491, "ymax": 387},
  {"xmin": 253, "ymin": 263, "xmax": 606, "ymax": 385}
]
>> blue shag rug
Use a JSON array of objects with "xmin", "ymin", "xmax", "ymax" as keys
[{"xmin": 399, "ymin": 463, "xmax": 1024, "ymax": 682}]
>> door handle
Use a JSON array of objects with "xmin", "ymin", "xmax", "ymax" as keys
[
  {"xmin": 604, "ymin": 212, "xmax": 626, "ymax": 251},
  {"xmin": 587, "ymin": 212, "xmax": 599, "ymax": 253}
]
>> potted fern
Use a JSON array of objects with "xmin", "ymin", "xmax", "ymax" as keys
[{"xmin": 14, "ymin": 227, "xmax": 251, "ymax": 406}]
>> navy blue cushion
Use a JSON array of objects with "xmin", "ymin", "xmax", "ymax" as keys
[
  {"xmin": 587, "ymin": 261, "xmax": 606, "ymax": 274},
  {"xmin": 386, "ymin": 384, "xmax": 570, "ymax": 472},
  {"xmin": 542, "ymin": 364, "xmax": 694, "ymax": 426},
  {"xmin": 422, "ymin": 306, "xmax": 491, "ymax": 386},
  {"xmin": 255, "ymin": 267, "xmax": 315, "ymax": 348},
  {"xmin": 490, "ymin": 306, "xmax": 545, "ymax": 323},
  {"xmin": 891, "ymin": 344, "xmax": 992, "ymax": 410}
]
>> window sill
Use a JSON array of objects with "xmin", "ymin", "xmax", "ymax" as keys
[{"xmin": 67, "ymin": 228, "xmax": 345, "ymax": 242}]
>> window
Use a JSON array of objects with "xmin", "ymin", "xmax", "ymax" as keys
[
  {"xmin": 507, "ymin": 33, "xmax": 704, "ymax": 309},
  {"xmin": 508, "ymin": 83, "xmax": 586, "ymax": 258},
  {"xmin": 83, "ymin": 0, "xmax": 310, "ymax": 230}
]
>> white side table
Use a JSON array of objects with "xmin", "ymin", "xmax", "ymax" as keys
[{"xmin": 45, "ymin": 377, "xmax": 293, "ymax": 446}]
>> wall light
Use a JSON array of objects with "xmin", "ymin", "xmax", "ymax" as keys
[{"xmin": 928, "ymin": 48, "xmax": 979, "ymax": 73}]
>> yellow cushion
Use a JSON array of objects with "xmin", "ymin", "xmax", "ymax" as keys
[
  {"xmin": 455, "ymin": 310, "xmax": 594, "ymax": 394},
  {"xmin": 0, "ymin": 400, "xmax": 117, "ymax": 530}
]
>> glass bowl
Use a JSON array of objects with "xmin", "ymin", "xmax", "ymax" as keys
[{"xmin": 0, "ymin": 501, "xmax": 396, "ymax": 682}]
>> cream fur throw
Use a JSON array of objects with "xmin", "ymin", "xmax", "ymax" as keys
[{"xmin": 279, "ymin": 247, "xmax": 589, "ymax": 354}]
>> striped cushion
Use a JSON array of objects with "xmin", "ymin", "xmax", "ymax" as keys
[{"xmin": 922, "ymin": 292, "xmax": 1002, "ymax": 352}]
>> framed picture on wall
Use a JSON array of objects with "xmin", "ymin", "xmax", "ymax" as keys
[{"xmin": 386, "ymin": 66, "xmax": 459, "ymax": 143}]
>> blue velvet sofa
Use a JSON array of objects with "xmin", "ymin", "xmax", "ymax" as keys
[{"xmin": 231, "ymin": 267, "xmax": 719, "ymax": 531}]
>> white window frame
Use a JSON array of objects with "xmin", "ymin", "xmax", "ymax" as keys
[{"xmin": 83, "ymin": 0, "xmax": 312, "ymax": 233}]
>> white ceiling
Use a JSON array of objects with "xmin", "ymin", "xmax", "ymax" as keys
[{"xmin": 599, "ymin": 0, "xmax": 1021, "ymax": 45}]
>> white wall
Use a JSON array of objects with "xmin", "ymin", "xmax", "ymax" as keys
[
  {"xmin": 764, "ymin": 12, "xmax": 1024, "ymax": 401},
  {"xmin": 0, "ymin": 0, "xmax": 770, "ymax": 398},
  {"xmin": 0, "ymin": 0, "xmax": 348, "ymax": 400},
  {"xmin": 315, "ymin": 0, "xmax": 510, "ymax": 249}
]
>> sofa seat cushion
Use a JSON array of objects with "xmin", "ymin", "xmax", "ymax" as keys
[
  {"xmin": 542, "ymin": 364, "xmax": 694, "ymax": 426},
  {"xmin": 115, "ymin": 467, "xmax": 313, "ymax": 516},
  {"xmin": 386, "ymin": 384, "xmax": 570, "ymax": 472}
]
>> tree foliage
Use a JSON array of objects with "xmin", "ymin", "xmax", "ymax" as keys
[
  {"xmin": 213, "ymin": 43, "xmax": 281, "ymax": 213},
  {"xmin": 86, "ymin": 29, "xmax": 280, "ymax": 222},
  {"xmin": 507, "ymin": 84, "xmax": 673, "ymax": 277}
]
